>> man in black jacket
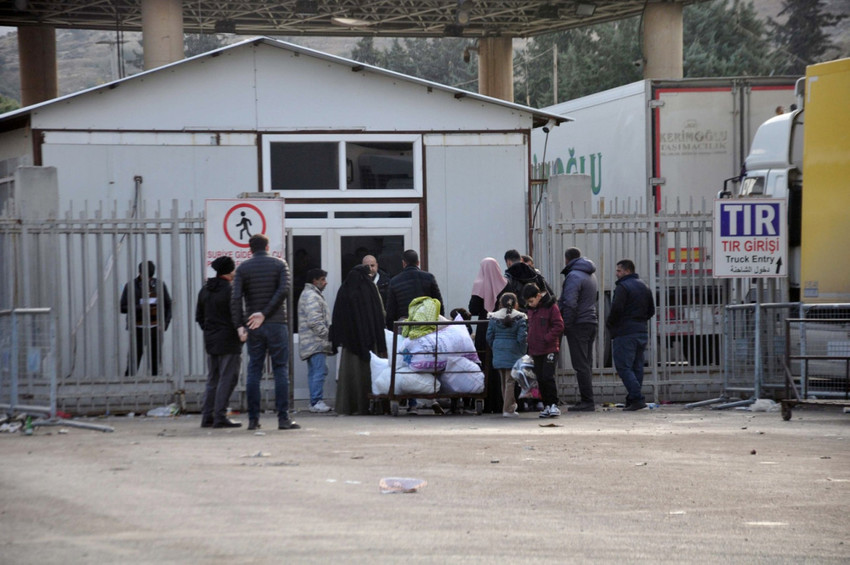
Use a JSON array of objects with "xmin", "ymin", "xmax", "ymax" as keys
[
  {"xmin": 384, "ymin": 249, "xmax": 444, "ymax": 330},
  {"xmin": 120, "ymin": 260, "xmax": 172, "ymax": 376},
  {"xmin": 231, "ymin": 233, "xmax": 299, "ymax": 431},
  {"xmin": 196, "ymin": 256, "xmax": 245, "ymax": 428},
  {"xmin": 606, "ymin": 259, "xmax": 655, "ymax": 412},
  {"xmin": 362, "ymin": 254, "xmax": 391, "ymax": 306}
]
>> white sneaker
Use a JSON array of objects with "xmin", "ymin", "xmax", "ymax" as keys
[
  {"xmin": 539, "ymin": 404, "xmax": 561, "ymax": 418},
  {"xmin": 309, "ymin": 400, "xmax": 331, "ymax": 413},
  {"xmin": 502, "ymin": 411, "xmax": 519, "ymax": 418}
]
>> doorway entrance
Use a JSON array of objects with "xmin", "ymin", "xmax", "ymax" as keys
[{"xmin": 285, "ymin": 203, "xmax": 420, "ymax": 405}]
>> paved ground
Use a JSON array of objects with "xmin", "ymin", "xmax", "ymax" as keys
[{"xmin": 1, "ymin": 404, "xmax": 849, "ymax": 564}]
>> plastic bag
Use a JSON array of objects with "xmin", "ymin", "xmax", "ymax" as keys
[
  {"xmin": 511, "ymin": 355, "xmax": 538, "ymax": 399},
  {"xmin": 439, "ymin": 356, "xmax": 484, "ymax": 394}
]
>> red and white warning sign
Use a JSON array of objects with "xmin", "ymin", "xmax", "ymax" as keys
[{"xmin": 205, "ymin": 199, "xmax": 285, "ymax": 276}]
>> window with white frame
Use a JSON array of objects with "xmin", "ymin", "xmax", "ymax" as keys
[{"xmin": 262, "ymin": 134, "xmax": 422, "ymax": 198}]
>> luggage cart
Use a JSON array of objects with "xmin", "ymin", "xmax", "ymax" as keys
[
  {"xmin": 781, "ymin": 318, "xmax": 850, "ymax": 420},
  {"xmin": 375, "ymin": 319, "xmax": 490, "ymax": 417}
]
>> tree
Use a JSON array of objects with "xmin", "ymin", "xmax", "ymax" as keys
[
  {"xmin": 185, "ymin": 33, "xmax": 227, "ymax": 58},
  {"xmin": 0, "ymin": 94, "xmax": 20, "ymax": 114},
  {"xmin": 683, "ymin": 0, "xmax": 778, "ymax": 77},
  {"xmin": 349, "ymin": 37, "xmax": 477, "ymax": 91},
  {"xmin": 515, "ymin": 19, "xmax": 642, "ymax": 107},
  {"xmin": 350, "ymin": 37, "xmax": 383, "ymax": 66},
  {"xmin": 516, "ymin": 0, "xmax": 779, "ymax": 107},
  {"xmin": 768, "ymin": 0, "xmax": 847, "ymax": 75}
]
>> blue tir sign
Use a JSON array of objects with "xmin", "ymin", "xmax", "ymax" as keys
[
  {"xmin": 719, "ymin": 202, "xmax": 780, "ymax": 237},
  {"xmin": 713, "ymin": 199, "xmax": 787, "ymax": 279}
]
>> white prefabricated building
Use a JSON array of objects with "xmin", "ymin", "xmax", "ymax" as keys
[{"xmin": 0, "ymin": 37, "xmax": 567, "ymax": 408}]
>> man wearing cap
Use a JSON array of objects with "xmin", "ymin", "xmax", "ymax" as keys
[{"xmin": 196, "ymin": 256, "xmax": 245, "ymax": 428}]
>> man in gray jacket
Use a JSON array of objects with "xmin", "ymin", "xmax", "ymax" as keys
[
  {"xmin": 558, "ymin": 247, "xmax": 599, "ymax": 412},
  {"xmin": 297, "ymin": 268, "xmax": 334, "ymax": 413},
  {"xmin": 231, "ymin": 233, "xmax": 298, "ymax": 431}
]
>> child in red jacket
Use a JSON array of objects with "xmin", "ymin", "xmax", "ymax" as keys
[{"xmin": 522, "ymin": 284, "xmax": 565, "ymax": 418}]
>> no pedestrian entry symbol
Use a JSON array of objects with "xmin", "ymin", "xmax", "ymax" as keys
[
  {"xmin": 205, "ymin": 199, "xmax": 285, "ymax": 276},
  {"xmin": 223, "ymin": 203, "xmax": 267, "ymax": 248}
]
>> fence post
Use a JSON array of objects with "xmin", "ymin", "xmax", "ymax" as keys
[
  {"xmin": 753, "ymin": 294, "xmax": 762, "ymax": 401},
  {"xmin": 170, "ymin": 200, "xmax": 184, "ymax": 390}
]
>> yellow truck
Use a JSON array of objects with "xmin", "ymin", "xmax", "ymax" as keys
[{"xmin": 799, "ymin": 58, "xmax": 850, "ymax": 303}]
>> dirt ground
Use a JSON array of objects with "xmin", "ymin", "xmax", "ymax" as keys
[{"xmin": 1, "ymin": 403, "xmax": 849, "ymax": 564}]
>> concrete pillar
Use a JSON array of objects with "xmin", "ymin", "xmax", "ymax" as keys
[
  {"xmin": 643, "ymin": 2, "xmax": 683, "ymax": 80},
  {"xmin": 17, "ymin": 26, "xmax": 58, "ymax": 107},
  {"xmin": 478, "ymin": 36, "xmax": 514, "ymax": 102},
  {"xmin": 141, "ymin": 0, "xmax": 184, "ymax": 70}
]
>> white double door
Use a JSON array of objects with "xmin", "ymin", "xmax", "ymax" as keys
[{"xmin": 288, "ymin": 208, "xmax": 418, "ymax": 405}]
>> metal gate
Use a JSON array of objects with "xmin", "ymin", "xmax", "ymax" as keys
[
  {"xmin": 532, "ymin": 188, "xmax": 726, "ymax": 402},
  {"xmin": 0, "ymin": 200, "xmax": 277, "ymax": 415}
]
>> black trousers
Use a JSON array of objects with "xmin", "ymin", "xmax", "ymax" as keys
[
  {"xmin": 565, "ymin": 324, "xmax": 597, "ymax": 403},
  {"xmin": 201, "ymin": 353, "xmax": 242, "ymax": 424},
  {"xmin": 127, "ymin": 327, "xmax": 161, "ymax": 376},
  {"xmin": 532, "ymin": 352, "xmax": 559, "ymax": 406}
]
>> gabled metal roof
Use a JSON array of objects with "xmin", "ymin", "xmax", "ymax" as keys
[
  {"xmin": 0, "ymin": 37, "xmax": 571, "ymax": 129},
  {"xmin": 1, "ymin": 1, "xmax": 701, "ymax": 38}
]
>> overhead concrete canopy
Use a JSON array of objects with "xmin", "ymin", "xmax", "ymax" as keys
[{"xmin": 2, "ymin": 0, "xmax": 702, "ymax": 38}]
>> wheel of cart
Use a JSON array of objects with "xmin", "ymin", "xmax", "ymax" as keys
[
  {"xmin": 475, "ymin": 399, "xmax": 484, "ymax": 415},
  {"xmin": 390, "ymin": 400, "xmax": 400, "ymax": 417},
  {"xmin": 781, "ymin": 400, "xmax": 794, "ymax": 421}
]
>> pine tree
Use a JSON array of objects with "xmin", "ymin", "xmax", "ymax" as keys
[
  {"xmin": 684, "ymin": 0, "xmax": 777, "ymax": 77},
  {"xmin": 768, "ymin": 0, "xmax": 847, "ymax": 75}
]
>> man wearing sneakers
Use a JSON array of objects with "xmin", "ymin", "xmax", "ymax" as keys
[
  {"xmin": 297, "ymin": 268, "xmax": 334, "ymax": 414},
  {"xmin": 606, "ymin": 259, "xmax": 655, "ymax": 411},
  {"xmin": 522, "ymin": 284, "xmax": 564, "ymax": 418}
]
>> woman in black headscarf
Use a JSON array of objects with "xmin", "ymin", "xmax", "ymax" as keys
[{"xmin": 330, "ymin": 264, "xmax": 388, "ymax": 415}]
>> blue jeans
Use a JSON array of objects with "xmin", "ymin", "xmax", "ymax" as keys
[
  {"xmin": 306, "ymin": 353, "xmax": 327, "ymax": 406},
  {"xmin": 612, "ymin": 334, "xmax": 648, "ymax": 403},
  {"xmin": 246, "ymin": 322, "xmax": 289, "ymax": 423}
]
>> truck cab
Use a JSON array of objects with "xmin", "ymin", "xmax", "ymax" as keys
[{"xmin": 721, "ymin": 81, "xmax": 805, "ymax": 300}]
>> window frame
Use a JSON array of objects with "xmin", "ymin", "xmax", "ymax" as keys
[{"xmin": 262, "ymin": 133, "xmax": 423, "ymax": 198}]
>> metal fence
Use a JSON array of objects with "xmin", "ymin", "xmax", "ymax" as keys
[
  {"xmin": 695, "ymin": 302, "xmax": 850, "ymax": 408},
  {"xmin": 0, "ymin": 200, "xmax": 281, "ymax": 415},
  {"xmin": 532, "ymin": 190, "xmax": 727, "ymax": 403},
  {"xmin": 0, "ymin": 308, "xmax": 57, "ymax": 418},
  {"xmin": 785, "ymin": 315, "xmax": 850, "ymax": 400}
]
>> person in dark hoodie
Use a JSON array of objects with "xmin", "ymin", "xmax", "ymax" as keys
[
  {"xmin": 196, "ymin": 256, "xmax": 245, "ymax": 428},
  {"xmin": 558, "ymin": 247, "xmax": 599, "ymax": 412},
  {"xmin": 498, "ymin": 249, "xmax": 554, "ymax": 310},
  {"xmin": 522, "ymin": 283, "xmax": 564, "ymax": 418}
]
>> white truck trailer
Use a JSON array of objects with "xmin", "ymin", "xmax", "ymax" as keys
[
  {"xmin": 533, "ymin": 77, "xmax": 797, "ymax": 209},
  {"xmin": 533, "ymin": 77, "xmax": 797, "ymax": 367}
]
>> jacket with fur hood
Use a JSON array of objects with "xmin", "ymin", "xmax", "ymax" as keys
[
  {"xmin": 486, "ymin": 308, "xmax": 528, "ymax": 369},
  {"xmin": 499, "ymin": 262, "xmax": 554, "ymax": 309}
]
